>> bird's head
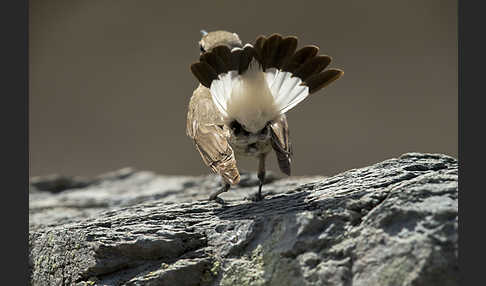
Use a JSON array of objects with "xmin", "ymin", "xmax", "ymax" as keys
[{"xmin": 198, "ymin": 30, "xmax": 242, "ymax": 54}]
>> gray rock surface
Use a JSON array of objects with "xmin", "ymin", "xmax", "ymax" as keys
[{"xmin": 29, "ymin": 153, "xmax": 458, "ymax": 285}]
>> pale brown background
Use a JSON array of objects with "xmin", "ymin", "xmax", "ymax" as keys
[{"xmin": 30, "ymin": 0, "xmax": 457, "ymax": 178}]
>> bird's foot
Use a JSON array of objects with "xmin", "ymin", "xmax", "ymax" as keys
[
  {"xmin": 246, "ymin": 191, "xmax": 268, "ymax": 202},
  {"xmin": 209, "ymin": 183, "xmax": 230, "ymax": 204},
  {"xmin": 210, "ymin": 195, "xmax": 226, "ymax": 205},
  {"xmin": 255, "ymin": 191, "xmax": 264, "ymax": 202},
  {"xmin": 246, "ymin": 183, "xmax": 269, "ymax": 202}
]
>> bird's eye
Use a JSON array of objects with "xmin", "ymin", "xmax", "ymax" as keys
[{"xmin": 199, "ymin": 45, "xmax": 205, "ymax": 53}]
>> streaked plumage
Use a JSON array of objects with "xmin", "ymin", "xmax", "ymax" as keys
[{"xmin": 187, "ymin": 30, "xmax": 343, "ymax": 202}]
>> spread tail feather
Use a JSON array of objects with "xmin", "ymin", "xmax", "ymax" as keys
[{"xmin": 190, "ymin": 33, "xmax": 343, "ymax": 125}]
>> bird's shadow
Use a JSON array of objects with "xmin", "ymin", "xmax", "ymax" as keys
[{"xmin": 212, "ymin": 188, "xmax": 314, "ymax": 222}]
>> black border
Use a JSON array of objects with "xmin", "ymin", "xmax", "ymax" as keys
[
  {"xmin": 459, "ymin": 1, "xmax": 483, "ymax": 285},
  {"xmin": 0, "ymin": 0, "xmax": 29, "ymax": 284}
]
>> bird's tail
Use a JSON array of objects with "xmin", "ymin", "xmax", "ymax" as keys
[{"xmin": 190, "ymin": 33, "xmax": 343, "ymax": 123}]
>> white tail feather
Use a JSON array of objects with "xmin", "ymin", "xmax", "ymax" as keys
[
  {"xmin": 278, "ymin": 84, "xmax": 308, "ymax": 114},
  {"xmin": 209, "ymin": 61, "xmax": 310, "ymax": 131},
  {"xmin": 264, "ymin": 69, "xmax": 310, "ymax": 114}
]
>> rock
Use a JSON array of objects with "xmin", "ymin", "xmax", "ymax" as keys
[{"xmin": 29, "ymin": 153, "xmax": 458, "ymax": 285}]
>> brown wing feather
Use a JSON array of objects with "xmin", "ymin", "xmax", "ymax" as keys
[
  {"xmin": 269, "ymin": 115, "xmax": 292, "ymax": 176},
  {"xmin": 187, "ymin": 86, "xmax": 240, "ymax": 184}
]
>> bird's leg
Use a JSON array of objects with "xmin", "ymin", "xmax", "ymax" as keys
[
  {"xmin": 209, "ymin": 182, "xmax": 231, "ymax": 204},
  {"xmin": 256, "ymin": 154, "xmax": 267, "ymax": 201}
]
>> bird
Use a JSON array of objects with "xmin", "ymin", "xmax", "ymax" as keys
[{"xmin": 186, "ymin": 30, "xmax": 343, "ymax": 203}]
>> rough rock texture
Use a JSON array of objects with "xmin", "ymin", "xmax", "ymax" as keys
[{"xmin": 29, "ymin": 153, "xmax": 458, "ymax": 286}]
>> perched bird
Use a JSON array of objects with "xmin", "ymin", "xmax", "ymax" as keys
[{"xmin": 186, "ymin": 30, "xmax": 343, "ymax": 202}]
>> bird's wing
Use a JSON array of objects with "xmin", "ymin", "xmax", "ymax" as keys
[
  {"xmin": 187, "ymin": 87, "xmax": 240, "ymax": 185},
  {"xmin": 269, "ymin": 114, "xmax": 292, "ymax": 176}
]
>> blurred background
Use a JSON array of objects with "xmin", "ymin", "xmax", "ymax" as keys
[{"xmin": 29, "ymin": 0, "xmax": 457, "ymax": 178}]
